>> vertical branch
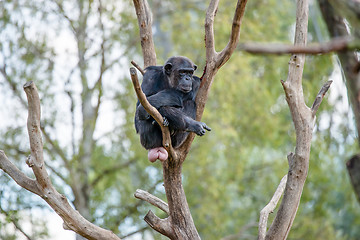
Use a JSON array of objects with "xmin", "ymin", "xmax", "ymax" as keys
[
  {"xmin": 264, "ymin": 0, "xmax": 331, "ymax": 239},
  {"xmin": 133, "ymin": 0, "xmax": 157, "ymax": 67}
]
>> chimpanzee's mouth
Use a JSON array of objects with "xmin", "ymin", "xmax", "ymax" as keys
[{"xmin": 181, "ymin": 87, "xmax": 192, "ymax": 93}]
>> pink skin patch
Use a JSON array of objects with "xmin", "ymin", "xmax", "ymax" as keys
[{"xmin": 148, "ymin": 147, "xmax": 168, "ymax": 162}]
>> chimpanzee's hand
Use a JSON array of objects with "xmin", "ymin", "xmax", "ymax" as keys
[
  {"xmin": 191, "ymin": 122, "xmax": 211, "ymax": 136},
  {"xmin": 163, "ymin": 117, "xmax": 169, "ymax": 127}
]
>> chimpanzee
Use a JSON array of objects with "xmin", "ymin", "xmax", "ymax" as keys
[{"xmin": 134, "ymin": 56, "xmax": 211, "ymax": 162}]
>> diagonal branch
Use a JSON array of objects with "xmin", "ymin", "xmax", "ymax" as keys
[
  {"xmin": 216, "ymin": 0, "xmax": 248, "ymax": 69},
  {"xmin": 258, "ymin": 174, "xmax": 288, "ymax": 240},
  {"xmin": 134, "ymin": 189, "xmax": 169, "ymax": 215},
  {"xmin": 311, "ymin": 80, "xmax": 333, "ymax": 116},
  {"xmin": 131, "ymin": 60, "xmax": 145, "ymax": 75},
  {"xmin": 0, "ymin": 151, "xmax": 41, "ymax": 195},
  {"xmin": 1, "ymin": 81, "xmax": 121, "ymax": 240},
  {"xmin": 129, "ymin": 67, "xmax": 176, "ymax": 158}
]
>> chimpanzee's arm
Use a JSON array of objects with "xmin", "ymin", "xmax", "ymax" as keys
[
  {"xmin": 136, "ymin": 90, "xmax": 184, "ymax": 120},
  {"xmin": 158, "ymin": 106, "xmax": 211, "ymax": 136}
]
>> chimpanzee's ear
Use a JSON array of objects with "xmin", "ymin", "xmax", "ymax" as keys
[
  {"xmin": 164, "ymin": 63, "xmax": 172, "ymax": 75},
  {"xmin": 193, "ymin": 65, "xmax": 197, "ymax": 71}
]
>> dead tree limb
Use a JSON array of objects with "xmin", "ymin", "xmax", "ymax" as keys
[
  {"xmin": 238, "ymin": 36, "xmax": 357, "ymax": 55},
  {"xmin": 258, "ymin": 175, "xmax": 288, "ymax": 240},
  {"xmin": 0, "ymin": 81, "xmax": 120, "ymax": 240},
  {"xmin": 134, "ymin": 189, "xmax": 169, "ymax": 215},
  {"xmin": 263, "ymin": 0, "xmax": 332, "ymax": 239},
  {"xmin": 131, "ymin": 60, "xmax": 145, "ymax": 75}
]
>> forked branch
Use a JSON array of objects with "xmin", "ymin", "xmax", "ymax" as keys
[
  {"xmin": 0, "ymin": 81, "xmax": 120, "ymax": 240},
  {"xmin": 263, "ymin": 0, "xmax": 332, "ymax": 239}
]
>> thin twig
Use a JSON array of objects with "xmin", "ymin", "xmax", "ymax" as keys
[
  {"xmin": 258, "ymin": 175, "xmax": 288, "ymax": 240},
  {"xmin": 311, "ymin": 80, "xmax": 333, "ymax": 116},
  {"xmin": 131, "ymin": 60, "xmax": 145, "ymax": 75}
]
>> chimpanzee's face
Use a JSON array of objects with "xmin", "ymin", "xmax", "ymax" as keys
[
  {"xmin": 164, "ymin": 57, "xmax": 197, "ymax": 93},
  {"xmin": 174, "ymin": 67, "xmax": 195, "ymax": 93}
]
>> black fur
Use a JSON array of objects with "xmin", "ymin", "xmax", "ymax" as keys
[{"xmin": 135, "ymin": 56, "xmax": 210, "ymax": 149}]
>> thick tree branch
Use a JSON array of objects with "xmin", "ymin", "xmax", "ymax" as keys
[
  {"xmin": 0, "ymin": 151, "xmax": 41, "ymax": 195},
  {"xmin": 258, "ymin": 175, "xmax": 288, "ymax": 240},
  {"xmin": 239, "ymin": 36, "xmax": 357, "ymax": 55},
  {"xmin": 264, "ymin": 0, "xmax": 331, "ymax": 239},
  {"xmin": 134, "ymin": 189, "xmax": 169, "ymax": 215},
  {"xmin": 144, "ymin": 211, "xmax": 174, "ymax": 238},
  {"xmin": 1, "ymin": 81, "xmax": 121, "ymax": 240},
  {"xmin": 204, "ymin": 0, "xmax": 219, "ymax": 60},
  {"xmin": 133, "ymin": 0, "xmax": 156, "ymax": 67},
  {"xmin": 216, "ymin": 0, "xmax": 248, "ymax": 68}
]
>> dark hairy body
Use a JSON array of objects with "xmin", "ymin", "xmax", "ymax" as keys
[{"xmin": 134, "ymin": 56, "xmax": 211, "ymax": 162}]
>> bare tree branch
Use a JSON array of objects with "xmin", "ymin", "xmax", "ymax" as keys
[
  {"xmin": 239, "ymin": 36, "xmax": 357, "ymax": 55},
  {"xmin": 1, "ymin": 81, "xmax": 121, "ymax": 240},
  {"xmin": 129, "ymin": 67, "xmax": 176, "ymax": 158},
  {"xmin": 134, "ymin": 189, "xmax": 169, "ymax": 215},
  {"xmin": 0, "ymin": 151, "xmax": 41, "ymax": 195},
  {"xmin": 131, "ymin": 60, "xmax": 145, "ymax": 75},
  {"xmin": 132, "ymin": 1, "xmax": 249, "ymax": 239},
  {"xmin": 311, "ymin": 80, "xmax": 333, "ymax": 116},
  {"xmin": 264, "ymin": 0, "xmax": 331, "ymax": 238},
  {"xmin": 258, "ymin": 175, "xmax": 288, "ymax": 240},
  {"xmin": 133, "ymin": 0, "xmax": 156, "ymax": 67},
  {"xmin": 216, "ymin": 0, "xmax": 248, "ymax": 68},
  {"xmin": 144, "ymin": 210, "xmax": 174, "ymax": 238}
]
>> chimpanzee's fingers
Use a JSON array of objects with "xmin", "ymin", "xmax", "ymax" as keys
[{"xmin": 203, "ymin": 124, "xmax": 211, "ymax": 131}]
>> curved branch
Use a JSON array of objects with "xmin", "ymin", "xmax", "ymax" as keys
[
  {"xmin": 129, "ymin": 67, "xmax": 176, "ymax": 158},
  {"xmin": 216, "ymin": 0, "xmax": 248, "ymax": 68},
  {"xmin": 131, "ymin": 60, "xmax": 145, "ymax": 75},
  {"xmin": 0, "ymin": 151, "xmax": 41, "ymax": 195},
  {"xmin": 0, "ymin": 81, "xmax": 121, "ymax": 240},
  {"xmin": 144, "ymin": 211, "xmax": 174, "ymax": 238}
]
